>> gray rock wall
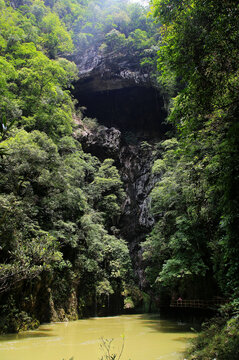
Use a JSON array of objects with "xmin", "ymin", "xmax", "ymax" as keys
[{"xmin": 72, "ymin": 46, "xmax": 167, "ymax": 289}]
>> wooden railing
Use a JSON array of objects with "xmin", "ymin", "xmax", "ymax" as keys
[{"xmin": 170, "ymin": 299, "xmax": 227, "ymax": 309}]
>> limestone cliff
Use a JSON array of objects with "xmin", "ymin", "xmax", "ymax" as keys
[
  {"xmin": 75, "ymin": 122, "xmax": 159, "ymax": 289},
  {"xmin": 71, "ymin": 47, "xmax": 168, "ymax": 141},
  {"xmin": 73, "ymin": 47, "xmax": 167, "ymax": 289}
]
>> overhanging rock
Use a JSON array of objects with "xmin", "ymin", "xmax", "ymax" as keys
[{"xmin": 71, "ymin": 47, "xmax": 167, "ymax": 140}]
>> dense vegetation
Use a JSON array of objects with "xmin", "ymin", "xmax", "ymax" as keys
[
  {"xmin": 1, "ymin": 0, "xmax": 239, "ymax": 357},
  {"xmin": 48, "ymin": 0, "xmax": 161, "ymax": 73},
  {"xmin": 142, "ymin": 0, "xmax": 239, "ymax": 358},
  {"xmin": 186, "ymin": 307, "xmax": 239, "ymax": 360},
  {"xmin": 144, "ymin": 0, "xmax": 239, "ymax": 302},
  {"xmin": 0, "ymin": 0, "xmax": 148, "ymax": 333}
]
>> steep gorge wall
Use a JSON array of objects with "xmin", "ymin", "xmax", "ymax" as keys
[
  {"xmin": 73, "ymin": 48, "xmax": 167, "ymax": 289},
  {"xmin": 75, "ymin": 126, "xmax": 159, "ymax": 288}
]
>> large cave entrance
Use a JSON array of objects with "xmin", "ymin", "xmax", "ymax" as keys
[
  {"xmin": 73, "ymin": 82, "xmax": 168, "ymax": 141},
  {"xmin": 72, "ymin": 75, "xmax": 167, "ymax": 289}
]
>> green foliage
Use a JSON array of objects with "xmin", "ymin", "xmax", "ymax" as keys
[
  {"xmin": 0, "ymin": 127, "xmax": 131, "ymax": 331},
  {"xmin": 137, "ymin": 0, "xmax": 239, "ymax": 355},
  {"xmin": 0, "ymin": 0, "xmax": 78, "ymax": 140},
  {"xmin": 105, "ymin": 29, "xmax": 127, "ymax": 52},
  {"xmin": 49, "ymin": 0, "xmax": 160, "ymax": 75},
  {"xmin": 40, "ymin": 11, "xmax": 74, "ymax": 58},
  {"xmin": 0, "ymin": 0, "xmax": 141, "ymax": 335},
  {"xmin": 185, "ymin": 306, "xmax": 239, "ymax": 360},
  {"xmin": 89, "ymin": 159, "xmax": 125, "ymax": 223},
  {"xmin": 143, "ymin": 138, "xmax": 213, "ymax": 296},
  {"xmin": 144, "ymin": 0, "xmax": 239, "ymax": 300},
  {"xmin": 0, "ymin": 295, "xmax": 40, "ymax": 334}
]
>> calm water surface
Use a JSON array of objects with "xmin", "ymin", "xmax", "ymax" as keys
[{"xmin": 0, "ymin": 314, "xmax": 194, "ymax": 360}]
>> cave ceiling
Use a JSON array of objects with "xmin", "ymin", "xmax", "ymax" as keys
[{"xmin": 71, "ymin": 52, "xmax": 168, "ymax": 141}]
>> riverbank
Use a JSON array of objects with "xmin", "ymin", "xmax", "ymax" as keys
[{"xmin": 184, "ymin": 304, "xmax": 239, "ymax": 360}]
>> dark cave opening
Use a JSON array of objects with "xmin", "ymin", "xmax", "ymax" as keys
[
  {"xmin": 73, "ymin": 84, "xmax": 168, "ymax": 141},
  {"xmin": 72, "ymin": 78, "xmax": 168, "ymax": 290}
]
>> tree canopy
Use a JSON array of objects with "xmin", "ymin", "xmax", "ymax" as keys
[
  {"xmin": 0, "ymin": 0, "xmax": 137, "ymax": 333},
  {"xmin": 0, "ymin": 3, "xmax": 239, "ymax": 355},
  {"xmin": 143, "ymin": 0, "xmax": 239, "ymax": 302}
]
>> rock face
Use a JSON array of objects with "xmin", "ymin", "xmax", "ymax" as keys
[
  {"xmin": 75, "ymin": 125, "xmax": 159, "ymax": 288},
  {"xmin": 71, "ymin": 47, "xmax": 168, "ymax": 140},
  {"xmin": 75, "ymin": 123, "xmax": 122, "ymax": 159},
  {"xmin": 73, "ymin": 48, "xmax": 166, "ymax": 288},
  {"xmin": 118, "ymin": 142, "xmax": 159, "ymax": 289},
  {"xmin": 71, "ymin": 47, "xmax": 151, "ymax": 91}
]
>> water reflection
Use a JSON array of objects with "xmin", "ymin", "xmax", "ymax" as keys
[{"xmin": 0, "ymin": 330, "xmax": 54, "ymax": 342}]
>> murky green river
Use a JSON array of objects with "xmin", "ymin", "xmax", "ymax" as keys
[{"xmin": 0, "ymin": 314, "xmax": 195, "ymax": 360}]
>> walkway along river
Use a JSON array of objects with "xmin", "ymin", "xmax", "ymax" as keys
[{"xmin": 0, "ymin": 314, "xmax": 195, "ymax": 360}]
